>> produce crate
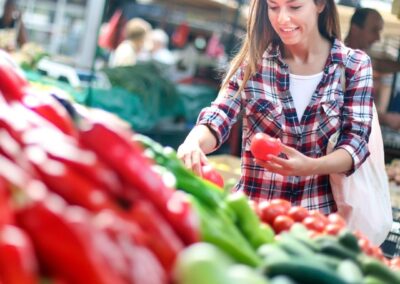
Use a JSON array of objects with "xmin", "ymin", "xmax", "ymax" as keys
[{"xmin": 381, "ymin": 207, "xmax": 400, "ymax": 258}]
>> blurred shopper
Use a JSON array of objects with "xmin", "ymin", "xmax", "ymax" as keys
[
  {"xmin": 177, "ymin": 0, "xmax": 374, "ymax": 213},
  {"xmin": 345, "ymin": 8, "xmax": 400, "ymax": 130},
  {"xmin": 109, "ymin": 18, "xmax": 151, "ymax": 67},
  {"xmin": 150, "ymin": 28, "xmax": 175, "ymax": 65},
  {"xmin": 0, "ymin": 0, "xmax": 27, "ymax": 51},
  {"xmin": 344, "ymin": 8, "xmax": 383, "ymax": 51}
]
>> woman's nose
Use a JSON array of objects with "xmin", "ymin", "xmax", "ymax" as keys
[{"xmin": 278, "ymin": 9, "xmax": 290, "ymax": 24}]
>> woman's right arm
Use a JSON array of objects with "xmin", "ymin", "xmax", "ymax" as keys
[
  {"xmin": 177, "ymin": 125, "xmax": 217, "ymax": 176},
  {"xmin": 177, "ymin": 67, "xmax": 244, "ymax": 176}
]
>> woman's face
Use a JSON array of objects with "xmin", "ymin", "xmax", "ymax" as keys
[{"xmin": 267, "ymin": 0, "xmax": 325, "ymax": 46}]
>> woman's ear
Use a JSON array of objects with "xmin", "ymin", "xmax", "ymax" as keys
[{"xmin": 316, "ymin": 0, "xmax": 326, "ymax": 13}]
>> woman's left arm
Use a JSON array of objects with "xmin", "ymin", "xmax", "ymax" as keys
[{"xmin": 255, "ymin": 145, "xmax": 352, "ymax": 176}]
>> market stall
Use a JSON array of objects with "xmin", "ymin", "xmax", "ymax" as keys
[{"xmin": 1, "ymin": 53, "xmax": 400, "ymax": 284}]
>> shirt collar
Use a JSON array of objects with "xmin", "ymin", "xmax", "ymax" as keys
[{"xmin": 262, "ymin": 38, "xmax": 348, "ymax": 67}]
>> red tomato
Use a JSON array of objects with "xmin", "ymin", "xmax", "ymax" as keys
[
  {"xmin": 325, "ymin": 223, "xmax": 342, "ymax": 235},
  {"xmin": 288, "ymin": 206, "xmax": 309, "ymax": 222},
  {"xmin": 308, "ymin": 210, "xmax": 329, "ymax": 226},
  {"xmin": 273, "ymin": 215, "xmax": 295, "ymax": 234},
  {"xmin": 390, "ymin": 257, "xmax": 400, "ymax": 269},
  {"xmin": 358, "ymin": 238, "xmax": 373, "ymax": 255},
  {"xmin": 327, "ymin": 213, "xmax": 346, "ymax": 228},
  {"xmin": 250, "ymin": 133, "xmax": 281, "ymax": 161},
  {"xmin": 258, "ymin": 201, "xmax": 287, "ymax": 225},
  {"xmin": 270, "ymin": 199, "xmax": 291, "ymax": 213},
  {"xmin": 201, "ymin": 165, "xmax": 224, "ymax": 188},
  {"xmin": 302, "ymin": 216, "xmax": 325, "ymax": 232}
]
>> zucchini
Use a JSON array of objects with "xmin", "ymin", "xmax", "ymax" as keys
[
  {"xmin": 264, "ymin": 259, "xmax": 349, "ymax": 284},
  {"xmin": 336, "ymin": 259, "xmax": 364, "ymax": 283}
]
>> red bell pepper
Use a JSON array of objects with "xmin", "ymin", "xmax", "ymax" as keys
[
  {"xmin": 79, "ymin": 121, "xmax": 200, "ymax": 244},
  {"xmin": 16, "ymin": 193, "xmax": 128, "ymax": 284},
  {"xmin": 129, "ymin": 198, "xmax": 184, "ymax": 273},
  {"xmin": 19, "ymin": 93, "xmax": 77, "ymax": 137},
  {"xmin": 10, "ymin": 98, "xmax": 77, "ymax": 137},
  {"xmin": 92, "ymin": 210, "xmax": 167, "ymax": 284},
  {"xmin": 21, "ymin": 127, "xmax": 124, "ymax": 198},
  {"xmin": 0, "ymin": 176, "xmax": 15, "ymax": 226},
  {"xmin": 0, "ymin": 64, "xmax": 27, "ymax": 102},
  {"xmin": 24, "ymin": 145, "xmax": 118, "ymax": 213},
  {"xmin": 0, "ymin": 225, "xmax": 39, "ymax": 284}
]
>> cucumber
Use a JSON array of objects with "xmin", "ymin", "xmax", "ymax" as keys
[
  {"xmin": 227, "ymin": 264, "xmax": 270, "ymax": 284},
  {"xmin": 269, "ymin": 275, "xmax": 298, "ymax": 284},
  {"xmin": 361, "ymin": 256, "xmax": 400, "ymax": 284},
  {"xmin": 258, "ymin": 243, "xmax": 291, "ymax": 264},
  {"xmin": 288, "ymin": 224, "xmax": 320, "ymax": 252},
  {"xmin": 317, "ymin": 237, "xmax": 359, "ymax": 262},
  {"xmin": 363, "ymin": 275, "xmax": 390, "ymax": 284},
  {"xmin": 338, "ymin": 229, "xmax": 361, "ymax": 254},
  {"xmin": 264, "ymin": 259, "xmax": 349, "ymax": 284},
  {"xmin": 313, "ymin": 253, "xmax": 342, "ymax": 270},
  {"xmin": 277, "ymin": 233, "xmax": 315, "ymax": 258},
  {"xmin": 336, "ymin": 260, "xmax": 364, "ymax": 283}
]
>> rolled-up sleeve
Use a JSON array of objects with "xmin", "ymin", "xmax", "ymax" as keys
[
  {"xmin": 197, "ymin": 68, "xmax": 243, "ymax": 149},
  {"xmin": 335, "ymin": 53, "xmax": 373, "ymax": 176}
]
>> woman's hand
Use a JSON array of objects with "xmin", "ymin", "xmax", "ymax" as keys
[
  {"xmin": 177, "ymin": 141, "xmax": 209, "ymax": 176},
  {"xmin": 254, "ymin": 144, "xmax": 317, "ymax": 176}
]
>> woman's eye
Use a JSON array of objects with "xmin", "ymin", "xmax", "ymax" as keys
[
  {"xmin": 269, "ymin": 6, "xmax": 279, "ymax": 10},
  {"xmin": 290, "ymin": 6, "xmax": 301, "ymax": 10}
]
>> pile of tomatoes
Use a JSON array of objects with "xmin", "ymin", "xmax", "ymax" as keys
[{"xmin": 250, "ymin": 198, "xmax": 400, "ymax": 269}]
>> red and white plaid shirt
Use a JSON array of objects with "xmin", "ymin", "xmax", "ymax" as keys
[{"xmin": 197, "ymin": 39, "xmax": 373, "ymax": 214}]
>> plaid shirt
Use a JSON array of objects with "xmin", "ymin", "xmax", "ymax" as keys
[{"xmin": 197, "ymin": 39, "xmax": 373, "ymax": 214}]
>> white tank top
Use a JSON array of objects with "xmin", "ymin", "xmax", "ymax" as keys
[{"xmin": 289, "ymin": 72, "xmax": 323, "ymax": 121}]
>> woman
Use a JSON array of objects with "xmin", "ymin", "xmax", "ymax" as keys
[{"xmin": 177, "ymin": 0, "xmax": 373, "ymax": 214}]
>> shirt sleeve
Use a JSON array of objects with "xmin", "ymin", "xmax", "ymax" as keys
[
  {"xmin": 196, "ymin": 68, "xmax": 244, "ymax": 149},
  {"xmin": 335, "ymin": 52, "xmax": 373, "ymax": 176}
]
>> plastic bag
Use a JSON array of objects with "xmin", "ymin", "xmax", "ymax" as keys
[{"xmin": 328, "ymin": 103, "xmax": 392, "ymax": 246}]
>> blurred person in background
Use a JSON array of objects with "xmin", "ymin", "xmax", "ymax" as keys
[
  {"xmin": 150, "ymin": 28, "xmax": 175, "ymax": 65},
  {"xmin": 345, "ymin": 8, "xmax": 400, "ymax": 130},
  {"xmin": 172, "ymin": 34, "xmax": 200, "ymax": 82},
  {"xmin": 0, "ymin": 0, "xmax": 27, "ymax": 51},
  {"xmin": 109, "ymin": 17, "xmax": 152, "ymax": 67},
  {"xmin": 177, "ymin": 0, "xmax": 374, "ymax": 213}
]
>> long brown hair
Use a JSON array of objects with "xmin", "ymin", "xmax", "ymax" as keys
[{"xmin": 222, "ymin": 0, "xmax": 341, "ymax": 95}]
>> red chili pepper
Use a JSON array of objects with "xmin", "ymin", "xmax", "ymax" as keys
[
  {"xmin": 79, "ymin": 122, "xmax": 200, "ymax": 244},
  {"xmin": 129, "ymin": 198, "xmax": 184, "ymax": 273},
  {"xmin": 0, "ymin": 64, "xmax": 27, "ymax": 101},
  {"xmin": 16, "ymin": 193, "xmax": 128, "ymax": 284},
  {"xmin": 0, "ymin": 225, "xmax": 39, "ymax": 284},
  {"xmin": 24, "ymin": 145, "xmax": 118, "ymax": 213}
]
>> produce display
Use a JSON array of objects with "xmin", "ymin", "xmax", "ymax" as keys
[{"xmin": 1, "ymin": 63, "xmax": 400, "ymax": 284}]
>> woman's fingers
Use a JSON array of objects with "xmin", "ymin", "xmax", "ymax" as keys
[{"xmin": 191, "ymin": 151, "xmax": 203, "ymax": 176}]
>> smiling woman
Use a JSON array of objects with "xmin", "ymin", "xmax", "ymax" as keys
[{"xmin": 176, "ymin": 0, "xmax": 374, "ymax": 216}]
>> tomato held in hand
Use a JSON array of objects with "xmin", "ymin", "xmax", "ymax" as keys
[
  {"xmin": 250, "ymin": 133, "xmax": 281, "ymax": 161},
  {"xmin": 201, "ymin": 164, "xmax": 224, "ymax": 188}
]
